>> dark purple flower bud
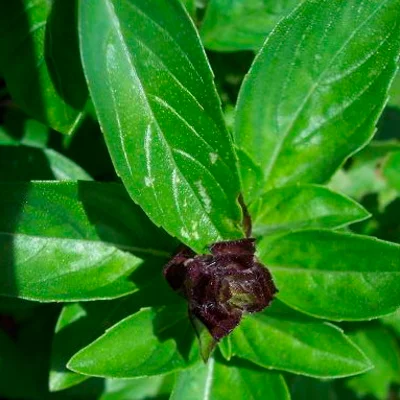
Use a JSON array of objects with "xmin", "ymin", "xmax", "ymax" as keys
[{"xmin": 163, "ymin": 238, "xmax": 277, "ymax": 342}]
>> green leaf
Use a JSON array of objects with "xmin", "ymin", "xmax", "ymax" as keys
[
  {"xmin": 0, "ymin": 0, "xmax": 88, "ymax": 134},
  {"xmin": 291, "ymin": 376, "xmax": 337, "ymax": 400},
  {"xmin": 0, "ymin": 232, "xmax": 140, "ymax": 302},
  {"xmin": 230, "ymin": 311, "xmax": 372, "ymax": 378},
  {"xmin": 100, "ymin": 375, "xmax": 174, "ymax": 400},
  {"xmin": 79, "ymin": 0, "xmax": 243, "ymax": 252},
  {"xmin": 68, "ymin": 306, "xmax": 200, "ymax": 378},
  {"xmin": 382, "ymin": 309, "xmax": 400, "ymax": 337},
  {"xmin": 0, "ymin": 108, "xmax": 49, "ymax": 147},
  {"xmin": 389, "ymin": 69, "xmax": 400, "ymax": 108},
  {"xmin": 259, "ymin": 230, "xmax": 400, "ymax": 320},
  {"xmin": 50, "ymin": 304, "xmax": 92, "ymax": 392},
  {"xmin": 201, "ymin": 0, "xmax": 301, "ymax": 51},
  {"xmin": 0, "ymin": 181, "xmax": 175, "ymax": 301},
  {"xmin": 235, "ymin": 0, "xmax": 400, "ymax": 198},
  {"xmin": 50, "ymin": 277, "xmax": 180, "ymax": 392},
  {"xmin": 180, "ymin": 0, "xmax": 196, "ymax": 18},
  {"xmin": 383, "ymin": 151, "xmax": 400, "ymax": 191},
  {"xmin": 170, "ymin": 358, "xmax": 290, "ymax": 400},
  {"xmin": 250, "ymin": 184, "xmax": 369, "ymax": 237},
  {"xmin": 0, "ymin": 145, "xmax": 92, "ymax": 181},
  {"xmin": 347, "ymin": 326, "xmax": 400, "ymax": 400}
]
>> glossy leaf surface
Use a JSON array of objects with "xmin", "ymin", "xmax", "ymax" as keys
[
  {"xmin": 259, "ymin": 230, "xmax": 400, "ymax": 320},
  {"xmin": 0, "ymin": 182, "xmax": 175, "ymax": 301},
  {"xmin": 347, "ymin": 326, "xmax": 400, "ymax": 400},
  {"xmin": 231, "ymin": 310, "xmax": 372, "ymax": 378},
  {"xmin": 250, "ymin": 184, "xmax": 369, "ymax": 236},
  {"xmin": 79, "ymin": 0, "xmax": 243, "ymax": 252},
  {"xmin": 68, "ymin": 306, "xmax": 199, "ymax": 378},
  {"xmin": 201, "ymin": 0, "xmax": 301, "ymax": 51},
  {"xmin": 235, "ymin": 0, "xmax": 400, "ymax": 197},
  {"xmin": 170, "ymin": 359, "xmax": 290, "ymax": 400},
  {"xmin": 0, "ymin": 0, "xmax": 88, "ymax": 133}
]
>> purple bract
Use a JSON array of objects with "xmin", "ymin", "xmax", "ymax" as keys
[{"xmin": 163, "ymin": 238, "xmax": 277, "ymax": 340}]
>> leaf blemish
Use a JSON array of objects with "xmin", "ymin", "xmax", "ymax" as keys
[
  {"xmin": 209, "ymin": 152, "xmax": 218, "ymax": 164},
  {"xmin": 195, "ymin": 180, "xmax": 212, "ymax": 213}
]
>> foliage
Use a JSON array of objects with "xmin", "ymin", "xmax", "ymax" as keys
[{"xmin": 0, "ymin": 0, "xmax": 400, "ymax": 399}]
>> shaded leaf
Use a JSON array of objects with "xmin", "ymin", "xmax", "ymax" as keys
[
  {"xmin": 0, "ymin": 182, "xmax": 175, "ymax": 301},
  {"xmin": 170, "ymin": 358, "xmax": 290, "ymax": 400},
  {"xmin": 347, "ymin": 326, "xmax": 400, "ymax": 400},
  {"xmin": 382, "ymin": 309, "xmax": 400, "ymax": 337},
  {"xmin": 50, "ymin": 277, "xmax": 180, "ymax": 391},
  {"xmin": 201, "ymin": 0, "xmax": 301, "ymax": 51},
  {"xmin": 389, "ymin": 69, "xmax": 400, "ymax": 108},
  {"xmin": 68, "ymin": 306, "xmax": 200, "ymax": 378},
  {"xmin": 235, "ymin": 0, "xmax": 400, "ymax": 198},
  {"xmin": 0, "ymin": 145, "xmax": 91, "ymax": 181},
  {"xmin": 0, "ymin": 0, "xmax": 88, "ymax": 133},
  {"xmin": 79, "ymin": 0, "xmax": 243, "ymax": 252},
  {"xmin": 250, "ymin": 184, "xmax": 369, "ymax": 236},
  {"xmin": 259, "ymin": 230, "xmax": 400, "ymax": 320}
]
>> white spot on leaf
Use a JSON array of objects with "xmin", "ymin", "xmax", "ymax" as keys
[
  {"xmin": 209, "ymin": 152, "xmax": 218, "ymax": 164},
  {"xmin": 195, "ymin": 180, "xmax": 212, "ymax": 213}
]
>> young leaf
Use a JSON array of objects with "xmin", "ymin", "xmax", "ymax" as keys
[
  {"xmin": 235, "ymin": 0, "xmax": 400, "ymax": 197},
  {"xmin": 382, "ymin": 151, "xmax": 400, "ymax": 191},
  {"xmin": 67, "ymin": 306, "xmax": 200, "ymax": 378},
  {"xmin": 79, "ymin": 0, "xmax": 243, "ymax": 252},
  {"xmin": 230, "ymin": 312, "xmax": 372, "ymax": 378},
  {"xmin": 0, "ymin": 145, "xmax": 91, "ymax": 181},
  {"xmin": 50, "ymin": 275, "xmax": 180, "ymax": 391},
  {"xmin": 259, "ymin": 230, "xmax": 400, "ymax": 320},
  {"xmin": 201, "ymin": 0, "xmax": 302, "ymax": 51},
  {"xmin": 0, "ymin": 0, "xmax": 88, "ymax": 134},
  {"xmin": 250, "ymin": 184, "xmax": 370, "ymax": 237},
  {"xmin": 0, "ymin": 182, "xmax": 175, "ymax": 301},
  {"xmin": 347, "ymin": 326, "xmax": 400, "ymax": 400},
  {"xmin": 170, "ymin": 358, "xmax": 290, "ymax": 400}
]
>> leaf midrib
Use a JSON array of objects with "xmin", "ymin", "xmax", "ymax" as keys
[
  {"xmin": 105, "ymin": 0, "xmax": 226, "ymax": 240},
  {"xmin": 263, "ymin": 0, "xmax": 391, "ymax": 184}
]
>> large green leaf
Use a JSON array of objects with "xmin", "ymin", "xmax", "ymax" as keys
[
  {"xmin": 383, "ymin": 151, "xmax": 400, "ymax": 191},
  {"xmin": 235, "ymin": 0, "xmax": 400, "ymax": 198},
  {"xmin": 170, "ymin": 358, "xmax": 290, "ymax": 400},
  {"xmin": 0, "ymin": 145, "xmax": 91, "ymax": 181},
  {"xmin": 201, "ymin": 0, "xmax": 301, "ymax": 51},
  {"xmin": 0, "ymin": 182, "xmax": 175, "ymax": 301},
  {"xmin": 347, "ymin": 326, "xmax": 400, "ymax": 400},
  {"xmin": 250, "ymin": 184, "xmax": 369, "ymax": 236},
  {"xmin": 230, "ymin": 309, "xmax": 372, "ymax": 378},
  {"xmin": 67, "ymin": 306, "xmax": 199, "ymax": 378},
  {"xmin": 79, "ymin": 0, "xmax": 243, "ymax": 253},
  {"xmin": 259, "ymin": 230, "xmax": 400, "ymax": 320},
  {"xmin": 0, "ymin": 0, "xmax": 88, "ymax": 133}
]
